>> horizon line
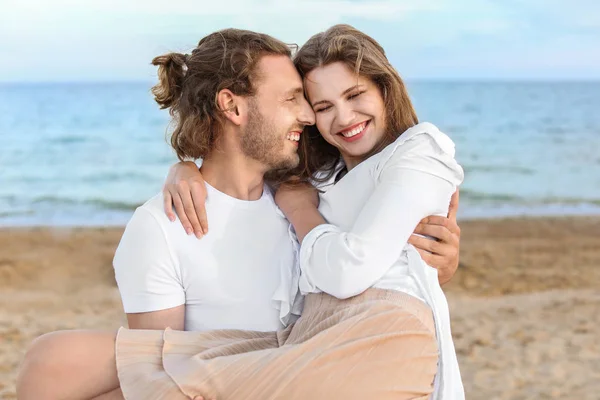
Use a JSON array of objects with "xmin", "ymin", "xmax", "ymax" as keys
[{"xmin": 2, "ymin": 78, "xmax": 600, "ymax": 85}]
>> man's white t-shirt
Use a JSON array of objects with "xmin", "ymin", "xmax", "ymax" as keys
[{"xmin": 113, "ymin": 183, "xmax": 296, "ymax": 332}]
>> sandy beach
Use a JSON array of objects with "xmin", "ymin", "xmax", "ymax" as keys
[{"xmin": 1, "ymin": 217, "xmax": 599, "ymax": 399}]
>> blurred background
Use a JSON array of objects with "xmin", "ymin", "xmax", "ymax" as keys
[{"xmin": 1, "ymin": 1, "xmax": 599, "ymax": 399}]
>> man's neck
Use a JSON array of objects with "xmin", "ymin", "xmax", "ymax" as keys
[{"xmin": 201, "ymin": 150, "xmax": 267, "ymax": 201}]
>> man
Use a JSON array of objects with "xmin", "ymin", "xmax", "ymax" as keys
[
  {"xmin": 116, "ymin": 28, "xmax": 460, "ymax": 334},
  {"xmin": 16, "ymin": 28, "xmax": 460, "ymax": 399}
]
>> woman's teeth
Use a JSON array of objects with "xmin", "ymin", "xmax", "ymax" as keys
[
  {"xmin": 286, "ymin": 132, "xmax": 300, "ymax": 142},
  {"xmin": 341, "ymin": 121, "xmax": 368, "ymax": 138}
]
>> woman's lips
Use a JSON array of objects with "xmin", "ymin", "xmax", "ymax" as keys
[{"xmin": 338, "ymin": 120, "xmax": 370, "ymax": 143}]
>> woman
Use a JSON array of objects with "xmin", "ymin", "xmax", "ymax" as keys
[{"xmin": 18, "ymin": 25, "xmax": 464, "ymax": 400}]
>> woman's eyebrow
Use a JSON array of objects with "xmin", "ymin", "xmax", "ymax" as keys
[
  {"xmin": 311, "ymin": 99, "xmax": 329, "ymax": 107},
  {"xmin": 341, "ymin": 84, "xmax": 362, "ymax": 96}
]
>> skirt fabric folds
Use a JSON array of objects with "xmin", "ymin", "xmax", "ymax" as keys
[{"xmin": 116, "ymin": 288, "xmax": 438, "ymax": 400}]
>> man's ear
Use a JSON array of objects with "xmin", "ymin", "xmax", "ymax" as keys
[{"xmin": 217, "ymin": 89, "xmax": 246, "ymax": 126}]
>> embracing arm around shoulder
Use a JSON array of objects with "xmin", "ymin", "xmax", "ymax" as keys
[
  {"xmin": 163, "ymin": 161, "xmax": 208, "ymax": 238},
  {"xmin": 113, "ymin": 207, "xmax": 186, "ymax": 330},
  {"xmin": 295, "ymin": 134, "xmax": 463, "ymax": 299}
]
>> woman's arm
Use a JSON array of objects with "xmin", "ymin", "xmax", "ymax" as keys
[
  {"xmin": 279, "ymin": 186, "xmax": 463, "ymax": 287},
  {"xmin": 162, "ymin": 161, "xmax": 208, "ymax": 238},
  {"xmin": 274, "ymin": 183, "xmax": 324, "ymax": 243},
  {"xmin": 297, "ymin": 171, "xmax": 455, "ymax": 299},
  {"xmin": 294, "ymin": 135, "xmax": 463, "ymax": 299}
]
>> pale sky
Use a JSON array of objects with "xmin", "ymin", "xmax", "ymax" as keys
[{"xmin": 1, "ymin": 0, "xmax": 599, "ymax": 82}]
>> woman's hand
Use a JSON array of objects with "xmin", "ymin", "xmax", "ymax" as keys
[
  {"xmin": 408, "ymin": 190, "xmax": 461, "ymax": 285},
  {"xmin": 163, "ymin": 161, "xmax": 208, "ymax": 238}
]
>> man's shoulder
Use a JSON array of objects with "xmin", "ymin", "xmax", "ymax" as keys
[
  {"xmin": 119, "ymin": 193, "xmax": 188, "ymax": 253},
  {"xmin": 131, "ymin": 193, "xmax": 172, "ymax": 228}
]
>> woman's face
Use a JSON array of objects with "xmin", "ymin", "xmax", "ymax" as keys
[{"xmin": 304, "ymin": 62, "xmax": 387, "ymax": 168}]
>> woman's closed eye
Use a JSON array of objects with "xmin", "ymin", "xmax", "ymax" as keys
[
  {"xmin": 314, "ymin": 91, "xmax": 365, "ymax": 112},
  {"xmin": 347, "ymin": 91, "xmax": 365, "ymax": 101},
  {"xmin": 314, "ymin": 105, "xmax": 332, "ymax": 113}
]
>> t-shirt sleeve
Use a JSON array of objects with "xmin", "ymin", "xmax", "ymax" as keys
[{"xmin": 113, "ymin": 207, "xmax": 185, "ymax": 313}]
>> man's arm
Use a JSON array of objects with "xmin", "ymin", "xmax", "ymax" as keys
[
  {"xmin": 114, "ymin": 207, "xmax": 187, "ymax": 328},
  {"xmin": 127, "ymin": 305, "xmax": 185, "ymax": 330}
]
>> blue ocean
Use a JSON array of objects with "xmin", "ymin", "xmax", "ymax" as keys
[{"xmin": 2, "ymin": 81, "xmax": 600, "ymax": 226}]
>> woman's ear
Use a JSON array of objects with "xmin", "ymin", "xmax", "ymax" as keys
[{"xmin": 217, "ymin": 89, "xmax": 245, "ymax": 126}]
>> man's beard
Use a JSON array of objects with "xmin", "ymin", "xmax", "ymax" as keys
[{"xmin": 241, "ymin": 103, "xmax": 300, "ymax": 171}]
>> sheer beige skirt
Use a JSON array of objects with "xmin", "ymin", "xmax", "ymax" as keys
[{"xmin": 116, "ymin": 288, "xmax": 438, "ymax": 400}]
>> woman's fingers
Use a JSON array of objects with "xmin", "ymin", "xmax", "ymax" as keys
[
  {"xmin": 177, "ymin": 183, "xmax": 204, "ymax": 238},
  {"xmin": 190, "ymin": 181, "xmax": 209, "ymax": 235},
  {"xmin": 163, "ymin": 180, "xmax": 208, "ymax": 239},
  {"xmin": 162, "ymin": 189, "xmax": 176, "ymax": 222},
  {"xmin": 171, "ymin": 192, "xmax": 195, "ymax": 236}
]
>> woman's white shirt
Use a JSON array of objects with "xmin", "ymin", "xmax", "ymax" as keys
[{"xmin": 298, "ymin": 122, "xmax": 465, "ymax": 399}]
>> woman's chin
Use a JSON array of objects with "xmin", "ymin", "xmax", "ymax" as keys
[{"xmin": 339, "ymin": 146, "xmax": 374, "ymax": 163}]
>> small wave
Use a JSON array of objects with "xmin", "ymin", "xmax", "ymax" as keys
[
  {"xmin": 30, "ymin": 196, "xmax": 141, "ymax": 211},
  {"xmin": 460, "ymin": 190, "xmax": 600, "ymax": 206},
  {"xmin": 463, "ymin": 165, "xmax": 536, "ymax": 175},
  {"xmin": 83, "ymin": 171, "xmax": 157, "ymax": 184},
  {"xmin": 460, "ymin": 191, "xmax": 521, "ymax": 202},
  {"xmin": 538, "ymin": 197, "xmax": 600, "ymax": 206},
  {"xmin": 0, "ymin": 210, "xmax": 35, "ymax": 218}
]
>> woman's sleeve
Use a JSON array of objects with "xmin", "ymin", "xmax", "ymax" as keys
[{"xmin": 298, "ymin": 132, "xmax": 464, "ymax": 299}]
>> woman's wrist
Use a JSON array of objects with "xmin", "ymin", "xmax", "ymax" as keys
[{"xmin": 286, "ymin": 206, "xmax": 326, "ymax": 243}]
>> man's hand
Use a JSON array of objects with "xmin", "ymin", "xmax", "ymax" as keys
[{"xmin": 408, "ymin": 190, "xmax": 461, "ymax": 285}]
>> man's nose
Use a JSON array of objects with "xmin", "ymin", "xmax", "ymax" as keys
[{"xmin": 298, "ymin": 98, "xmax": 315, "ymax": 126}]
